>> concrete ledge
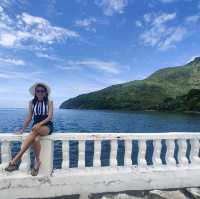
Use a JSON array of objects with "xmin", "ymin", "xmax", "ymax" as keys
[{"xmin": 1, "ymin": 166, "xmax": 200, "ymax": 199}]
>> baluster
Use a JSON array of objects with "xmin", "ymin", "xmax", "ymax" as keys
[
  {"xmin": 19, "ymin": 142, "xmax": 31, "ymax": 174},
  {"xmin": 166, "ymin": 139, "xmax": 176, "ymax": 166},
  {"xmin": 138, "ymin": 140, "xmax": 147, "ymax": 167},
  {"xmin": 0, "ymin": 140, "xmax": 11, "ymax": 171},
  {"xmin": 177, "ymin": 139, "xmax": 188, "ymax": 166},
  {"xmin": 62, "ymin": 140, "xmax": 69, "ymax": 169},
  {"xmin": 39, "ymin": 138, "xmax": 54, "ymax": 176},
  {"xmin": 78, "ymin": 140, "xmax": 85, "ymax": 168},
  {"xmin": 93, "ymin": 140, "xmax": 101, "ymax": 167},
  {"xmin": 124, "ymin": 139, "xmax": 132, "ymax": 166},
  {"xmin": 153, "ymin": 139, "xmax": 162, "ymax": 167},
  {"xmin": 190, "ymin": 139, "xmax": 200, "ymax": 165},
  {"xmin": 110, "ymin": 139, "xmax": 118, "ymax": 167}
]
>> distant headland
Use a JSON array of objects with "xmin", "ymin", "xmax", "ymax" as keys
[{"xmin": 59, "ymin": 57, "xmax": 200, "ymax": 112}]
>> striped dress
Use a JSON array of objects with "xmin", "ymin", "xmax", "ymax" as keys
[
  {"xmin": 31, "ymin": 99, "xmax": 54, "ymax": 134},
  {"xmin": 32, "ymin": 100, "xmax": 48, "ymax": 116}
]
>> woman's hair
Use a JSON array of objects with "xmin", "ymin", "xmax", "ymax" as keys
[{"xmin": 31, "ymin": 84, "xmax": 49, "ymax": 106}]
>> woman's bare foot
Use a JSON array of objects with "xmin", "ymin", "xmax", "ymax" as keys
[
  {"xmin": 9, "ymin": 159, "xmax": 17, "ymax": 165},
  {"xmin": 31, "ymin": 160, "xmax": 41, "ymax": 176},
  {"xmin": 34, "ymin": 160, "xmax": 41, "ymax": 170},
  {"xmin": 5, "ymin": 159, "xmax": 18, "ymax": 172}
]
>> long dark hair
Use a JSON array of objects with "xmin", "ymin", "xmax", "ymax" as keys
[{"xmin": 31, "ymin": 84, "xmax": 49, "ymax": 106}]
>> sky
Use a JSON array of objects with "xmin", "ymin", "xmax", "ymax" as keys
[{"xmin": 0, "ymin": 0, "xmax": 200, "ymax": 108}]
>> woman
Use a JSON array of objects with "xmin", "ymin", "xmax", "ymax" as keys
[{"xmin": 5, "ymin": 82, "xmax": 54, "ymax": 176}]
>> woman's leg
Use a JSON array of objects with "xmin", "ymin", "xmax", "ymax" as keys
[
  {"xmin": 10, "ymin": 129, "xmax": 39, "ymax": 164},
  {"xmin": 37, "ymin": 125, "xmax": 50, "ymax": 136},
  {"xmin": 10, "ymin": 126, "xmax": 50, "ymax": 165},
  {"xmin": 32, "ymin": 126, "xmax": 50, "ymax": 169},
  {"xmin": 33, "ymin": 136, "xmax": 41, "ymax": 163}
]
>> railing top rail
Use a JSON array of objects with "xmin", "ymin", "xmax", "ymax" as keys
[
  {"xmin": 49, "ymin": 132, "xmax": 200, "ymax": 140},
  {"xmin": 0, "ymin": 132, "xmax": 200, "ymax": 141}
]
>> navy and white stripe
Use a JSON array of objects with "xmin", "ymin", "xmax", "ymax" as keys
[{"xmin": 32, "ymin": 100, "xmax": 48, "ymax": 116}]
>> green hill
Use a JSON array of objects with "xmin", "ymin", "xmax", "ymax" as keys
[
  {"xmin": 59, "ymin": 57, "xmax": 200, "ymax": 111},
  {"xmin": 158, "ymin": 89, "xmax": 200, "ymax": 112}
]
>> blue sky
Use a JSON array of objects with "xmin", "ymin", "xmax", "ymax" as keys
[{"xmin": 0, "ymin": 0, "xmax": 200, "ymax": 108}]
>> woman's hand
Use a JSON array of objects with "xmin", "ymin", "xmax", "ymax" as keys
[
  {"xmin": 15, "ymin": 128, "xmax": 24, "ymax": 134},
  {"xmin": 19, "ymin": 128, "xmax": 24, "ymax": 134},
  {"xmin": 32, "ymin": 123, "xmax": 42, "ymax": 132}
]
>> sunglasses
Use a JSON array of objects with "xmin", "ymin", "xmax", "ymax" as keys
[{"xmin": 36, "ymin": 89, "xmax": 46, "ymax": 93}]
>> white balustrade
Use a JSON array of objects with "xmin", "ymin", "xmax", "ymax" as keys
[
  {"xmin": 166, "ymin": 139, "xmax": 176, "ymax": 166},
  {"xmin": 78, "ymin": 140, "xmax": 85, "ymax": 168},
  {"xmin": 110, "ymin": 139, "xmax": 118, "ymax": 167},
  {"xmin": 0, "ymin": 140, "xmax": 11, "ymax": 171},
  {"xmin": 124, "ymin": 139, "xmax": 132, "ymax": 166},
  {"xmin": 19, "ymin": 135, "xmax": 31, "ymax": 173},
  {"xmin": 0, "ymin": 132, "xmax": 200, "ymax": 176},
  {"xmin": 138, "ymin": 140, "xmax": 147, "ymax": 167},
  {"xmin": 153, "ymin": 139, "xmax": 162, "ymax": 167},
  {"xmin": 19, "ymin": 147, "xmax": 31, "ymax": 174},
  {"xmin": 93, "ymin": 139, "xmax": 101, "ymax": 167},
  {"xmin": 177, "ymin": 139, "xmax": 188, "ymax": 166},
  {"xmin": 62, "ymin": 140, "xmax": 69, "ymax": 169},
  {"xmin": 190, "ymin": 139, "xmax": 200, "ymax": 165}
]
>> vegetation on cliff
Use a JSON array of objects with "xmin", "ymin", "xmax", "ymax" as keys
[{"xmin": 60, "ymin": 57, "xmax": 200, "ymax": 111}]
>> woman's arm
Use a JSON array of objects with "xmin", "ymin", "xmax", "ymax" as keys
[
  {"xmin": 37, "ymin": 100, "xmax": 53, "ymax": 126},
  {"xmin": 21, "ymin": 100, "xmax": 33, "ymax": 131}
]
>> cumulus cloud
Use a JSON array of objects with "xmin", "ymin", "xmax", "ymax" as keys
[
  {"xmin": 75, "ymin": 17, "xmax": 97, "ymax": 32},
  {"xmin": 185, "ymin": 15, "xmax": 200, "ymax": 24},
  {"xmin": 0, "ymin": 6, "xmax": 79, "ymax": 49},
  {"xmin": 95, "ymin": 0, "xmax": 128, "ymax": 16},
  {"xmin": 0, "ymin": 70, "xmax": 43, "ymax": 80},
  {"xmin": 57, "ymin": 58, "xmax": 121, "ymax": 74},
  {"xmin": 139, "ymin": 12, "xmax": 187, "ymax": 50},
  {"xmin": 0, "ymin": 0, "xmax": 14, "ymax": 8},
  {"xmin": 135, "ymin": 20, "xmax": 142, "ymax": 27},
  {"xmin": 160, "ymin": 27, "xmax": 187, "ymax": 49},
  {"xmin": 0, "ymin": 57, "xmax": 25, "ymax": 65}
]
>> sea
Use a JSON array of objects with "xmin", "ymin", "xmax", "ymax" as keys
[{"xmin": 0, "ymin": 108, "xmax": 200, "ymax": 169}]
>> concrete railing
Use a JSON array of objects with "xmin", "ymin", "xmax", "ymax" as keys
[{"xmin": 0, "ymin": 132, "xmax": 200, "ymax": 199}]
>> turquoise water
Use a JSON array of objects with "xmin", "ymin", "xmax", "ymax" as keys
[
  {"xmin": 0, "ymin": 108, "xmax": 200, "ymax": 133},
  {"xmin": 0, "ymin": 108, "xmax": 200, "ymax": 169}
]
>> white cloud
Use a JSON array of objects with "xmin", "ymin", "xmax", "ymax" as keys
[
  {"xmin": 152, "ymin": 13, "xmax": 176, "ymax": 26},
  {"xmin": 139, "ymin": 12, "xmax": 187, "ymax": 50},
  {"xmin": 0, "ymin": 57, "xmax": 25, "ymax": 65},
  {"xmin": 160, "ymin": 26, "xmax": 187, "ymax": 50},
  {"xmin": 185, "ymin": 15, "xmax": 200, "ymax": 24},
  {"xmin": 135, "ymin": 20, "xmax": 142, "ymax": 27},
  {"xmin": 35, "ymin": 52, "xmax": 63, "ymax": 62},
  {"xmin": 75, "ymin": 17, "xmax": 97, "ymax": 32},
  {"xmin": 0, "ymin": 7, "xmax": 79, "ymax": 49},
  {"xmin": 0, "ymin": 0, "xmax": 13, "ymax": 7},
  {"xmin": 144, "ymin": 13, "xmax": 152, "ymax": 22},
  {"xmin": 95, "ymin": 0, "xmax": 128, "ymax": 16},
  {"xmin": 187, "ymin": 55, "xmax": 200, "ymax": 63},
  {"xmin": 0, "ymin": 70, "xmax": 43, "ymax": 80},
  {"xmin": 35, "ymin": 52, "xmax": 53, "ymax": 59},
  {"xmin": 57, "ymin": 59, "xmax": 121, "ymax": 74},
  {"xmin": 0, "ymin": 33, "xmax": 17, "ymax": 47}
]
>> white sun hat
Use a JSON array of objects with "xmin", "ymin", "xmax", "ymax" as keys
[{"xmin": 29, "ymin": 82, "xmax": 51, "ymax": 97}]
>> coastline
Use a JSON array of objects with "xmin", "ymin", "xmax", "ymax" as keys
[{"xmin": 59, "ymin": 107, "xmax": 200, "ymax": 114}]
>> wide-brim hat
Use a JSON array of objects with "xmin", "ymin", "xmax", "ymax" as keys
[{"xmin": 29, "ymin": 82, "xmax": 51, "ymax": 96}]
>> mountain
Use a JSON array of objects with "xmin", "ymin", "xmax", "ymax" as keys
[
  {"xmin": 59, "ymin": 57, "xmax": 200, "ymax": 111},
  {"xmin": 158, "ymin": 89, "xmax": 200, "ymax": 112}
]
